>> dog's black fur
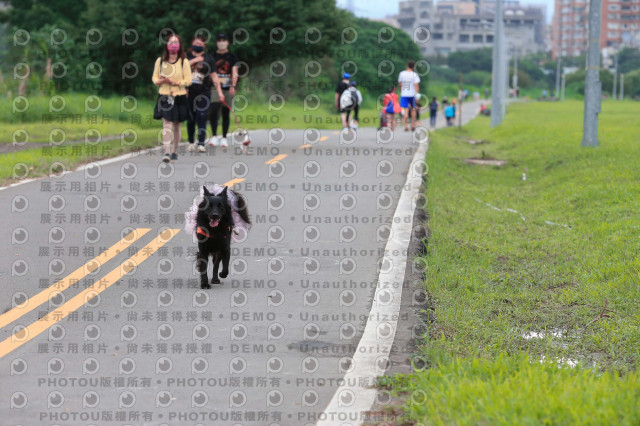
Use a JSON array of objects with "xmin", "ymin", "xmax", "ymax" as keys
[{"xmin": 196, "ymin": 185, "xmax": 251, "ymax": 289}]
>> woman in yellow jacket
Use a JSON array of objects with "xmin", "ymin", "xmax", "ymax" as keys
[{"xmin": 152, "ymin": 34, "xmax": 192, "ymax": 162}]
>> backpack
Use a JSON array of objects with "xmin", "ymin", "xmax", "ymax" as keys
[
  {"xmin": 340, "ymin": 89, "xmax": 358, "ymax": 110},
  {"xmin": 445, "ymin": 106, "xmax": 454, "ymax": 118}
]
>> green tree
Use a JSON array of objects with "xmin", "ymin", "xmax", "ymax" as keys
[
  {"xmin": 618, "ymin": 47, "xmax": 640, "ymax": 74},
  {"xmin": 447, "ymin": 48, "xmax": 492, "ymax": 73},
  {"xmin": 331, "ymin": 17, "xmax": 423, "ymax": 99}
]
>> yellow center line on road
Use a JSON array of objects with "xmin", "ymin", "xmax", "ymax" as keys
[
  {"xmin": 222, "ymin": 178, "xmax": 245, "ymax": 188},
  {"xmin": 298, "ymin": 135, "xmax": 328, "ymax": 149},
  {"xmin": 332, "ymin": 131, "xmax": 339, "ymax": 135},
  {"xmin": 0, "ymin": 228, "xmax": 180, "ymax": 360},
  {"xmin": 265, "ymin": 154, "xmax": 287, "ymax": 165},
  {"xmin": 0, "ymin": 228, "xmax": 151, "ymax": 330}
]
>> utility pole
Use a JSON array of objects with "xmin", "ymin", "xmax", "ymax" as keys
[
  {"xmin": 502, "ymin": 27, "xmax": 508, "ymax": 119},
  {"xmin": 555, "ymin": 55, "xmax": 562, "ymax": 99},
  {"xmin": 582, "ymin": 0, "xmax": 601, "ymax": 147},
  {"xmin": 458, "ymin": 73, "xmax": 463, "ymax": 128},
  {"xmin": 555, "ymin": 2, "xmax": 563, "ymax": 99},
  {"xmin": 512, "ymin": 48, "xmax": 518, "ymax": 97},
  {"xmin": 561, "ymin": 73, "xmax": 565, "ymax": 101},
  {"xmin": 620, "ymin": 73, "xmax": 624, "ymax": 99},
  {"xmin": 612, "ymin": 53, "xmax": 618, "ymax": 99},
  {"xmin": 491, "ymin": 0, "xmax": 504, "ymax": 127}
]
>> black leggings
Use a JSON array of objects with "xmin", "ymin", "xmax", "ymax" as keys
[
  {"xmin": 187, "ymin": 88, "xmax": 210, "ymax": 144},
  {"xmin": 346, "ymin": 105, "xmax": 359, "ymax": 123},
  {"xmin": 209, "ymin": 102, "xmax": 230, "ymax": 137}
]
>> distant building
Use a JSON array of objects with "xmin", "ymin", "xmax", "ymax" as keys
[
  {"xmin": 394, "ymin": 0, "xmax": 547, "ymax": 57},
  {"xmin": 552, "ymin": 0, "xmax": 640, "ymax": 59}
]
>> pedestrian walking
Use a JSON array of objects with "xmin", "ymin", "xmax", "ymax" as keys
[
  {"xmin": 335, "ymin": 73, "xmax": 350, "ymax": 130},
  {"xmin": 207, "ymin": 33, "xmax": 239, "ymax": 149},
  {"xmin": 445, "ymin": 104, "xmax": 454, "ymax": 126},
  {"xmin": 186, "ymin": 35, "xmax": 220, "ymax": 153},
  {"xmin": 452, "ymin": 98, "xmax": 457, "ymax": 120},
  {"xmin": 347, "ymin": 81, "xmax": 363, "ymax": 130},
  {"xmin": 382, "ymin": 85, "xmax": 400, "ymax": 131},
  {"xmin": 397, "ymin": 60, "xmax": 420, "ymax": 132},
  {"xmin": 152, "ymin": 34, "xmax": 192, "ymax": 163},
  {"xmin": 428, "ymin": 96, "xmax": 438, "ymax": 128},
  {"xmin": 441, "ymin": 96, "xmax": 449, "ymax": 122}
]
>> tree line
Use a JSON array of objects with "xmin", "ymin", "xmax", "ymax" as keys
[{"xmin": 0, "ymin": 0, "xmax": 422, "ymax": 102}]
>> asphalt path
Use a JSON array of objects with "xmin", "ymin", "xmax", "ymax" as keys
[{"xmin": 0, "ymin": 101, "xmax": 484, "ymax": 426}]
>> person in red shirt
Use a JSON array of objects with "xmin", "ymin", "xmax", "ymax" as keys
[{"xmin": 382, "ymin": 85, "xmax": 400, "ymax": 131}]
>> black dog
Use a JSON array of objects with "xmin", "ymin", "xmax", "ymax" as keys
[{"xmin": 195, "ymin": 186, "xmax": 251, "ymax": 289}]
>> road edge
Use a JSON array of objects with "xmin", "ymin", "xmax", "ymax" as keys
[{"xmin": 315, "ymin": 135, "xmax": 429, "ymax": 426}]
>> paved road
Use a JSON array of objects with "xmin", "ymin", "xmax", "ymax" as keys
[{"xmin": 0, "ymin": 101, "xmax": 483, "ymax": 426}]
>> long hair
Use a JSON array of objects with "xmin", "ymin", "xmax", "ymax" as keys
[{"xmin": 162, "ymin": 33, "xmax": 186, "ymax": 61}]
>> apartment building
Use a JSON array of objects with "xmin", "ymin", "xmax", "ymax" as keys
[
  {"xmin": 395, "ymin": 0, "xmax": 547, "ymax": 56},
  {"xmin": 552, "ymin": 0, "xmax": 640, "ymax": 58}
]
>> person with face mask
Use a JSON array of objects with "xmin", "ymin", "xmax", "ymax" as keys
[
  {"xmin": 152, "ymin": 34, "xmax": 192, "ymax": 162},
  {"xmin": 207, "ymin": 33, "xmax": 239, "ymax": 149},
  {"xmin": 186, "ymin": 35, "xmax": 222, "ymax": 153}
]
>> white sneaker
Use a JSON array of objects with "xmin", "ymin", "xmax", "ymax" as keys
[
  {"xmin": 220, "ymin": 137, "xmax": 228, "ymax": 148},
  {"xmin": 207, "ymin": 136, "xmax": 220, "ymax": 147},
  {"xmin": 197, "ymin": 144, "xmax": 206, "ymax": 152},
  {"xmin": 187, "ymin": 143, "xmax": 196, "ymax": 152}
]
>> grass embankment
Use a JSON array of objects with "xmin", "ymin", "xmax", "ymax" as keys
[
  {"xmin": 385, "ymin": 100, "xmax": 640, "ymax": 424},
  {"xmin": 0, "ymin": 94, "xmax": 380, "ymax": 185}
]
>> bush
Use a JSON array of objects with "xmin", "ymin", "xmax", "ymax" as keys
[{"xmin": 465, "ymin": 70, "xmax": 491, "ymax": 87}]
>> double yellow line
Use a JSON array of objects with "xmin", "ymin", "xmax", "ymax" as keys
[{"xmin": 0, "ymin": 228, "xmax": 180, "ymax": 359}]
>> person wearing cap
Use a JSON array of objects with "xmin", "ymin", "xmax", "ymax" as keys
[
  {"xmin": 207, "ymin": 33, "xmax": 239, "ymax": 149},
  {"xmin": 347, "ymin": 81, "xmax": 363, "ymax": 130},
  {"xmin": 335, "ymin": 73, "xmax": 350, "ymax": 130}
]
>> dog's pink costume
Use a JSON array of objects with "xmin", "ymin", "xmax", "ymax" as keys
[{"xmin": 184, "ymin": 184, "xmax": 251, "ymax": 243}]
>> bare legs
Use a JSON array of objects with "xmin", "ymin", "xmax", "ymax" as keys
[{"xmin": 162, "ymin": 118, "xmax": 180, "ymax": 154}]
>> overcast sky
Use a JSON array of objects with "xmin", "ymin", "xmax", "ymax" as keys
[{"xmin": 336, "ymin": 0, "xmax": 554, "ymax": 23}]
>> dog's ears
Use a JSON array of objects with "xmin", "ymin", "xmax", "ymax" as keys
[
  {"xmin": 221, "ymin": 186, "xmax": 228, "ymax": 197},
  {"xmin": 203, "ymin": 185, "xmax": 211, "ymax": 196}
]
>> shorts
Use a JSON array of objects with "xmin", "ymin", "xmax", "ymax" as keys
[{"xmin": 400, "ymin": 96, "xmax": 416, "ymax": 108}]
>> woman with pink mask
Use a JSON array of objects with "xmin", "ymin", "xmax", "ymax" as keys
[{"xmin": 152, "ymin": 34, "xmax": 192, "ymax": 162}]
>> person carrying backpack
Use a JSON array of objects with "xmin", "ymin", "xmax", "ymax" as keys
[
  {"xmin": 335, "ymin": 73, "xmax": 351, "ymax": 130},
  {"xmin": 344, "ymin": 81, "xmax": 363, "ymax": 131},
  {"xmin": 445, "ymin": 105, "xmax": 454, "ymax": 126}
]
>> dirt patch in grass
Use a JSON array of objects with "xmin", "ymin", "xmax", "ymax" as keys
[{"xmin": 464, "ymin": 157, "xmax": 508, "ymax": 166}]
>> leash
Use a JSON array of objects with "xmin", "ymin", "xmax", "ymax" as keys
[{"xmin": 221, "ymin": 98, "xmax": 250, "ymax": 147}]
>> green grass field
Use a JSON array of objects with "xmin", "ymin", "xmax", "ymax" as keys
[{"xmin": 383, "ymin": 100, "xmax": 640, "ymax": 424}]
